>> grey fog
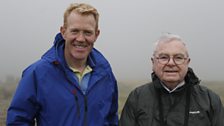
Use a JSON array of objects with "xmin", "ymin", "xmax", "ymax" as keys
[{"xmin": 0, "ymin": 0, "xmax": 224, "ymax": 83}]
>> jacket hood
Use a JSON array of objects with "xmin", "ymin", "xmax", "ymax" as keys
[
  {"xmin": 151, "ymin": 67, "xmax": 200, "ymax": 86},
  {"xmin": 184, "ymin": 67, "xmax": 200, "ymax": 85},
  {"xmin": 41, "ymin": 33, "xmax": 64, "ymax": 64}
]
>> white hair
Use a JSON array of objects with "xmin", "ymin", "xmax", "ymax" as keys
[{"xmin": 153, "ymin": 33, "xmax": 188, "ymax": 56}]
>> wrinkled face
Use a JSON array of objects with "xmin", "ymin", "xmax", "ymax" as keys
[
  {"xmin": 61, "ymin": 11, "xmax": 100, "ymax": 62},
  {"xmin": 152, "ymin": 40, "xmax": 190, "ymax": 87}
]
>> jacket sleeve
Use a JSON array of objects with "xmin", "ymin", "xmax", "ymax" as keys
[
  {"xmin": 6, "ymin": 68, "xmax": 39, "ymax": 126},
  {"xmin": 108, "ymin": 74, "xmax": 119, "ymax": 126},
  {"xmin": 209, "ymin": 91, "xmax": 224, "ymax": 126},
  {"xmin": 119, "ymin": 90, "xmax": 137, "ymax": 126}
]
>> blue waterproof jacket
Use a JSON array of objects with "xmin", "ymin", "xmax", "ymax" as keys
[{"xmin": 7, "ymin": 33, "xmax": 118, "ymax": 126}]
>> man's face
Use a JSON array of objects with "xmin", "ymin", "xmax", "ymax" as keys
[
  {"xmin": 61, "ymin": 11, "xmax": 100, "ymax": 62},
  {"xmin": 152, "ymin": 40, "xmax": 190, "ymax": 87}
]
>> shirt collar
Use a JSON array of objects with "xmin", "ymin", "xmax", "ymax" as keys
[
  {"xmin": 161, "ymin": 81, "xmax": 185, "ymax": 93},
  {"xmin": 70, "ymin": 65, "xmax": 92, "ymax": 74}
]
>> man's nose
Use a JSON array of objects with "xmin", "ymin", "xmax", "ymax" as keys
[
  {"xmin": 76, "ymin": 33, "xmax": 85, "ymax": 41},
  {"xmin": 167, "ymin": 57, "xmax": 176, "ymax": 65}
]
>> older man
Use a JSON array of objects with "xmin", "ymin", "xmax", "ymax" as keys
[{"xmin": 119, "ymin": 33, "xmax": 224, "ymax": 126}]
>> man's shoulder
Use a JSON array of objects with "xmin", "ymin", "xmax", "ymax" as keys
[
  {"xmin": 193, "ymin": 84, "xmax": 222, "ymax": 106},
  {"xmin": 134, "ymin": 82, "xmax": 153, "ymax": 91},
  {"xmin": 193, "ymin": 84, "xmax": 218, "ymax": 96},
  {"xmin": 126, "ymin": 82, "xmax": 156, "ymax": 107},
  {"xmin": 22, "ymin": 59, "xmax": 51, "ymax": 76},
  {"xmin": 130, "ymin": 82, "xmax": 155, "ymax": 97}
]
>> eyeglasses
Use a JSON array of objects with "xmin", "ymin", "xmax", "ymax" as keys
[{"xmin": 155, "ymin": 54, "xmax": 188, "ymax": 65}]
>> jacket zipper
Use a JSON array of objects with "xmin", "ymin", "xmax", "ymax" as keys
[{"xmin": 83, "ymin": 95, "xmax": 88, "ymax": 126}]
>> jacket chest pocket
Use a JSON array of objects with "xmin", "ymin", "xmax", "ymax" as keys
[{"xmin": 188, "ymin": 110, "xmax": 211, "ymax": 126}]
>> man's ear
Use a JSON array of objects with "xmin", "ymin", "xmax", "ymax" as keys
[
  {"xmin": 95, "ymin": 29, "xmax": 100, "ymax": 40},
  {"xmin": 60, "ymin": 26, "xmax": 66, "ymax": 38},
  {"xmin": 187, "ymin": 58, "xmax": 191, "ymax": 64},
  {"xmin": 151, "ymin": 57, "xmax": 154, "ymax": 64},
  {"xmin": 151, "ymin": 58, "xmax": 155, "ymax": 71}
]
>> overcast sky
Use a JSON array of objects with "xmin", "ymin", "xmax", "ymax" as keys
[{"xmin": 0, "ymin": 0, "xmax": 224, "ymax": 83}]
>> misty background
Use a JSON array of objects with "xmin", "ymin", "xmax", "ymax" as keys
[{"xmin": 0, "ymin": 0, "xmax": 224, "ymax": 84}]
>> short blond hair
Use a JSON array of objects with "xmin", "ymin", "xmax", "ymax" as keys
[{"xmin": 63, "ymin": 3, "xmax": 99, "ymax": 30}]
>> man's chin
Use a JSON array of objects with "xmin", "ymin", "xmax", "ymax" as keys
[
  {"xmin": 71, "ymin": 55, "xmax": 87, "ymax": 61},
  {"xmin": 163, "ymin": 78, "xmax": 180, "ymax": 83}
]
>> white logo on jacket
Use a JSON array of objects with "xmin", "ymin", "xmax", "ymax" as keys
[{"xmin": 189, "ymin": 111, "xmax": 200, "ymax": 114}]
